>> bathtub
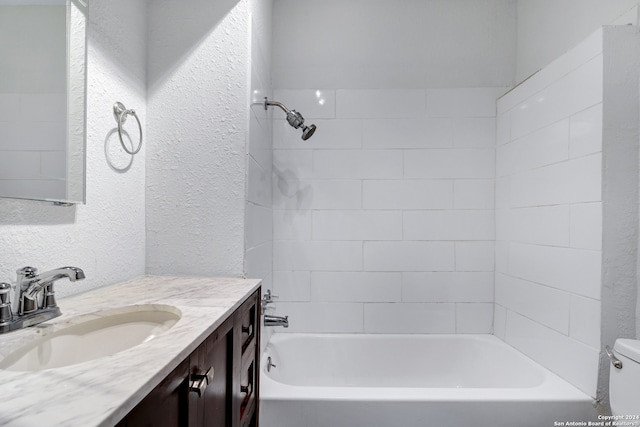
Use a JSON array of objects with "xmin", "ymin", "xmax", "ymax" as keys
[{"xmin": 260, "ymin": 334, "xmax": 596, "ymax": 427}]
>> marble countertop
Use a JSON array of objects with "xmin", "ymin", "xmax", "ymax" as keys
[{"xmin": 0, "ymin": 275, "xmax": 261, "ymax": 427}]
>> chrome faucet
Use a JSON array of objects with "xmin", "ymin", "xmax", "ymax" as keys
[
  {"xmin": 0, "ymin": 266, "xmax": 85, "ymax": 334},
  {"xmin": 264, "ymin": 314, "xmax": 289, "ymax": 328}
]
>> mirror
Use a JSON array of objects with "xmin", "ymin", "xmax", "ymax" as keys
[{"xmin": 0, "ymin": 0, "xmax": 87, "ymax": 204}]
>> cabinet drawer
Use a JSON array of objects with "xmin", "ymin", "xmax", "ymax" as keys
[{"xmin": 239, "ymin": 358, "xmax": 256, "ymax": 425}]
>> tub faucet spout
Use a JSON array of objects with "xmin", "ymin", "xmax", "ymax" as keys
[{"xmin": 264, "ymin": 314, "xmax": 289, "ymax": 328}]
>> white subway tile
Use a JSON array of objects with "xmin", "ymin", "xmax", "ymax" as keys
[
  {"xmin": 509, "ymin": 154, "xmax": 602, "ymax": 207},
  {"xmin": 0, "ymin": 94, "xmax": 21, "ymax": 122},
  {"xmin": 273, "ymin": 179, "xmax": 362, "ymax": 210},
  {"xmin": 313, "ymin": 150, "xmax": 403, "ymax": 179},
  {"xmin": 337, "ymin": 89, "xmax": 425, "ymax": 119},
  {"xmin": 502, "ymin": 205, "xmax": 570, "ymax": 247},
  {"xmin": 496, "ymin": 119, "xmax": 569, "ymax": 177},
  {"xmin": 453, "ymin": 118, "xmax": 496, "ymax": 148},
  {"xmin": 508, "ymin": 242, "xmax": 601, "ymax": 299},
  {"xmin": 311, "ymin": 272, "xmax": 402, "ymax": 302},
  {"xmin": 20, "ymin": 93, "xmax": 66, "ymax": 123},
  {"xmin": 363, "ymin": 118, "xmax": 453, "ymax": 149},
  {"xmin": 403, "ymin": 210, "xmax": 494, "ymax": 241},
  {"xmin": 570, "ymin": 203, "xmax": 602, "ymax": 250},
  {"xmin": 272, "ymin": 89, "xmax": 336, "ymax": 119},
  {"xmin": 455, "ymin": 241, "xmax": 495, "ymax": 272},
  {"xmin": 245, "ymin": 242, "xmax": 273, "ymax": 278},
  {"xmin": 363, "ymin": 180, "xmax": 453, "ymax": 210},
  {"xmin": 505, "ymin": 311, "xmax": 599, "ymax": 396},
  {"xmin": 246, "ymin": 203, "xmax": 273, "ymax": 248},
  {"xmin": 273, "ymin": 119, "xmax": 361, "ymax": 149},
  {"xmin": 40, "ymin": 151, "xmax": 66, "ymax": 181},
  {"xmin": 0, "ymin": 180, "xmax": 65, "ymax": 200},
  {"xmin": 496, "ymin": 111, "xmax": 511, "ymax": 145},
  {"xmin": 0, "ymin": 122, "xmax": 66, "ymax": 151},
  {"xmin": 426, "ymin": 88, "xmax": 500, "ymax": 117},
  {"xmin": 510, "ymin": 55, "xmax": 603, "ymax": 140},
  {"xmin": 247, "ymin": 156, "xmax": 271, "ymax": 207},
  {"xmin": 499, "ymin": 29, "xmax": 603, "ymax": 114},
  {"xmin": 402, "ymin": 272, "xmax": 494, "ymax": 302},
  {"xmin": 272, "ymin": 271, "xmax": 311, "ymax": 302},
  {"xmin": 364, "ymin": 241, "xmax": 455, "ymax": 272},
  {"xmin": 276, "ymin": 302, "xmax": 364, "ymax": 333},
  {"xmin": 495, "ymin": 273, "xmax": 570, "ymax": 334},
  {"xmin": 0, "ymin": 151, "xmax": 41, "ymax": 179},
  {"xmin": 313, "ymin": 210, "xmax": 402, "ymax": 241},
  {"xmin": 570, "ymin": 295, "xmax": 601, "ymax": 348},
  {"xmin": 404, "ymin": 149, "xmax": 495, "ymax": 179},
  {"xmin": 364, "ymin": 303, "xmax": 455, "ymax": 333},
  {"xmin": 456, "ymin": 303, "xmax": 493, "ymax": 333},
  {"xmin": 495, "ymin": 177, "xmax": 509, "ymax": 210},
  {"xmin": 493, "ymin": 304, "xmax": 507, "ymax": 339},
  {"xmin": 570, "ymin": 103, "xmax": 603, "ymax": 158},
  {"xmin": 273, "ymin": 149, "xmax": 313, "ymax": 180},
  {"xmin": 274, "ymin": 241, "xmax": 363, "ymax": 271},
  {"xmin": 273, "ymin": 209, "xmax": 312, "ymax": 240},
  {"xmin": 453, "ymin": 180, "xmax": 495, "ymax": 210},
  {"xmin": 495, "ymin": 241, "xmax": 508, "ymax": 274}
]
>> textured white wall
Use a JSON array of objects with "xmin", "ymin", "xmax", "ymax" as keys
[
  {"xmin": 146, "ymin": 0, "xmax": 257, "ymax": 277},
  {"xmin": 272, "ymin": 0, "xmax": 517, "ymax": 89},
  {"xmin": 516, "ymin": 0, "xmax": 640, "ymax": 81},
  {"xmin": 0, "ymin": 0, "xmax": 147, "ymax": 297}
]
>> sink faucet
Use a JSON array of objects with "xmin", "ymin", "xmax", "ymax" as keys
[{"xmin": 0, "ymin": 266, "xmax": 85, "ymax": 334}]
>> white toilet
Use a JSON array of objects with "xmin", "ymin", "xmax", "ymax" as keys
[{"xmin": 609, "ymin": 339, "xmax": 640, "ymax": 423}]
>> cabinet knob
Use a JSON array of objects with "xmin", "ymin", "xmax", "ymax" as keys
[
  {"xmin": 240, "ymin": 383, "xmax": 252, "ymax": 395},
  {"xmin": 189, "ymin": 366, "xmax": 214, "ymax": 398},
  {"xmin": 241, "ymin": 324, "xmax": 253, "ymax": 336}
]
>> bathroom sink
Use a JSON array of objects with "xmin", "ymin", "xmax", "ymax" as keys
[{"xmin": 0, "ymin": 305, "xmax": 181, "ymax": 372}]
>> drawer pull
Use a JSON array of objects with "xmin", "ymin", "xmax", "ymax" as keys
[
  {"xmin": 189, "ymin": 367, "xmax": 214, "ymax": 397},
  {"xmin": 240, "ymin": 383, "xmax": 252, "ymax": 395},
  {"xmin": 242, "ymin": 324, "xmax": 253, "ymax": 336}
]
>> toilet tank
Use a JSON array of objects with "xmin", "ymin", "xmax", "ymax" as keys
[{"xmin": 610, "ymin": 339, "xmax": 640, "ymax": 418}]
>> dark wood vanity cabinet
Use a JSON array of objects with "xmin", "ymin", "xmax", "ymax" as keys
[{"xmin": 117, "ymin": 289, "xmax": 260, "ymax": 427}]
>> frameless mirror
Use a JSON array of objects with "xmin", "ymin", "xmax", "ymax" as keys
[{"xmin": 0, "ymin": 0, "xmax": 87, "ymax": 204}]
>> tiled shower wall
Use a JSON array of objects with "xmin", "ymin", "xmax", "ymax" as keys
[
  {"xmin": 272, "ymin": 88, "xmax": 505, "ymax": 334},
  {"xmin": 0, "ymin": 6, "xmax": 67, "ymax": 200},
  {"xmin": 495, "ymin": 30, "xmax": 605, "ymax": 396}
]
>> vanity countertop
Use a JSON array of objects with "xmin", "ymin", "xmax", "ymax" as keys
[{"xmin": 0, "ymin": 275, "xmax": 261, "ymax": 427}]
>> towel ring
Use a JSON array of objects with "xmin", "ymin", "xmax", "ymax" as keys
[{"xmin": 113, "ymin": 102, "xmax": 143, "ymax": 155}]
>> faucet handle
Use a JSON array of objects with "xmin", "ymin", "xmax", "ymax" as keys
[
  {"xmin": 261, "ymin": 289, "xmax": 280, "ymax": 314},
  {"xmin": 262, "ymin": 289, "xmax": 279, "ymax": 303},
  {"xmin": 17, "ymin": 266, "xmax": 37, "ymax": 279},
  {"xmin": 0, "ymin": 283, "xmax": 13, "ymax": 323}
]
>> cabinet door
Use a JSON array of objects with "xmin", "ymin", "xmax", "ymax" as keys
[
  {"xmin": 123, "ymin": 359, "xmax": 190, "ymax": 427},
  {"xmin": 190, "ymin": 316, "xmax": 234, "ymax": 427},
  {"xmin": 233, "ymin": 290, "xmax": 260, "ymax": 427}
]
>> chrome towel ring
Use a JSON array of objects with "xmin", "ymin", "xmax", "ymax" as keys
[{"xmin": 113, "ymin": 102, "xmax": 143, "ymax": 155}]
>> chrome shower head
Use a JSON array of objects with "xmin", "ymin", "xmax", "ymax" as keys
[
  {"xmin": 301, "ymin": 124, "xmax": 316, "ymax": 141},
  {"xmin": 264, "ymin": 98, "xmax": 317, "ymax": 141}
]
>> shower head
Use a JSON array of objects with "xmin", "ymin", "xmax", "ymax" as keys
[
  {"xmin": 264, "ymin": 98, "xmax": 317, "ymax": 141},
  {"xmin": 301, "ymin": 124, "xmax": 316, "ymax": 141}
]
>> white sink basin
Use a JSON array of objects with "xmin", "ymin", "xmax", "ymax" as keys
[{"xmin": 0, "ymin": 305, "xmax": 181, "ymax": 372}]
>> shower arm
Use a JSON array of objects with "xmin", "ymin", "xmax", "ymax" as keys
[{"xmin": 264, "ymin": 98, "xmax": 291, "ymax": 114}]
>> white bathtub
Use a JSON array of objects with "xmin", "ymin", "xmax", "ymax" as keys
[{"xmin": 260, "ymin": 334, "xmax": 596, "ymax": 427}]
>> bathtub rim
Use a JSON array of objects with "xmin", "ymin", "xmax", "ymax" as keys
[{"xmin": 260, "ymin": 333, "xmax": 594, "ymax": 404}]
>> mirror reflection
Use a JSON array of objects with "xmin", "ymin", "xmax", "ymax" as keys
[{"xmin": 0, "ymin": 0, "xmax": 86, "ymax": 204}]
